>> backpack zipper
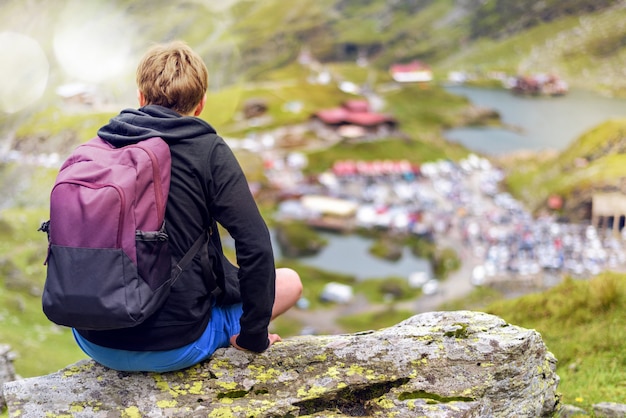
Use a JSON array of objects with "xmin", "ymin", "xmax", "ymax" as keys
[
  {"xmin": 132, "ymin": 142, "xmax": 166, "ymax": 223},
  {"xmin": 38, "ymin": 220, "xmax": 51, "ymax": 265}
]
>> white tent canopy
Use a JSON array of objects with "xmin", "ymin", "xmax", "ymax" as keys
[{"xmin": 301, "ymin": 195, "xmax": 358, "ymax": 217}]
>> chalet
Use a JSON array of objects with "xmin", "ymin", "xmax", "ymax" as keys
[
  {"xmin": 310, "ymin": 99, "xmax": 397, "ymax": 140},
  {"xmin": 390, "ymin": 61, "xmax": 433, "ymax": 83}
]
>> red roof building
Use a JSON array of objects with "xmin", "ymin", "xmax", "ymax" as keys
[
  {"xmin": 390, "ymin": 61, "xmax": 433, "ymax": 83},
  {"xmin": 314, "ymin": 107, "xmax": 392, "ymax": 127},
  {"xmin": 310, "ymin": 100, "xmax": 397, "ymax": 139}
]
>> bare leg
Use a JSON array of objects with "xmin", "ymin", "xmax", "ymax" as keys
[{"xmin": 271, "ymin": 267, "xmax": 302, "ymax": 320}]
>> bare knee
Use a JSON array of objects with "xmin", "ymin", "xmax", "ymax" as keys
[
  {"xmin": 272, "ymin": 268, "xmax": 303, "ymax": 319},
  {"xmin": 277, "ymin": 267, "xmax": 303, "ymax": 299}
]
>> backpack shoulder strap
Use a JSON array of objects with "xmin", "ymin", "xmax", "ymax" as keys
[{"xmin": 172, "ymin": 230, "xmax": 210, "ymax": 282}]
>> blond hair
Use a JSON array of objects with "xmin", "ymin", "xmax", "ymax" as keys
[{"xmin": 136, "ymin": 41, "xmax": 208, "ymax": 115}]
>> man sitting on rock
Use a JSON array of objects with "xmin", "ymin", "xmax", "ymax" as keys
[{"xmin": 71, "ymin": 41, "xmax": 303, "ymax": 372}]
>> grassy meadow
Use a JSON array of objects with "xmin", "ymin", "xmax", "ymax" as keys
[{"xmin": 488, "ymin": 273, "xmax": 626, "ymax": 410}]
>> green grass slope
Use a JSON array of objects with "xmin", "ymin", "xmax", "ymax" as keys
[
  {"xmin": 506, "ymin": 118, "xmax": 626, "ymax": 216},
  {"xmin": 4, "ymin": 0, "xmax": 626, "ymax": 97},
  {"xmin": 486, "ymin": 272, "xmax": 626, "ymax": 409},
  {"xmin": 0, "ymin": 206, "xmax": 87, "ymax": 377}
]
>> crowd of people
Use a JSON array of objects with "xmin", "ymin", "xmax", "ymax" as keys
[{"xmin": 270, "ymin": 151, "xmax": 626, "ymax": 286}]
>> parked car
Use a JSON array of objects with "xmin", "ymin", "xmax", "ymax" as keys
[
  {"xmin": 408, "ymin": 271, "xmax": 430, "ymax": 289},
  {"xmin": 421, "ymin": 279, "xmax": 440, "ymax": 296},
  {"xmin": 320, "ymin": 282, "xmax": 354, "ymax": 304}
]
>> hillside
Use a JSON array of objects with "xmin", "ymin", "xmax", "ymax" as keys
[
  {"xmin": 228, "ymin": 0, "xmax": 626, "ymax": 95},
  {"xmin": 504, "ymin": 118, "xmax": 626, "ymax": 221},
  {"xmin": 5, "ymin": 0, "xmax": 626, "ymax": 160},
  {"xmin": 3, "ymin": 0, "xmax": 626, "ymax": 108}
]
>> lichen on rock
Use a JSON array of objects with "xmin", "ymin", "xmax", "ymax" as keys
[{"xmin": 3, "ymin": 311, "xmax": 561, "ymax": 417}]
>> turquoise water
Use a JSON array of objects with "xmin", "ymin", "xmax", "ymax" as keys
[{"xmin": 444, "ymin": 85, "xmax": 626, "ymax": 154}]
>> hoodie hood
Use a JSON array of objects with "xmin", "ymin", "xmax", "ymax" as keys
[{"xmin": 98, "ymin": 105, "xmax": 216, "ymax": 147}]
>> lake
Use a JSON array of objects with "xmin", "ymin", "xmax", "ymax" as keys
[
  {"xmin": 270, "ymin": 230, "xmax": 431, "ymax": 281},
  {"xmin": 444, "ymin": 85, "xmax": 626, "ymax": 155}
]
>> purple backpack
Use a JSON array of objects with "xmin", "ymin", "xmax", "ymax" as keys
[{"xmin": 40, "ymin": 137, "xmax": 206, "ymax": 330}]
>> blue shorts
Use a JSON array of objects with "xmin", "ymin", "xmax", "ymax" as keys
[{"xmin": 72, "ymin": 303, "xmax": 243, "ymax": 373}]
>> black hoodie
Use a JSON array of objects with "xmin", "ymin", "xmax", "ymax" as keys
[{"xmin": 76, "ymin": 105, "xmax": 275, "ymax": 353}]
